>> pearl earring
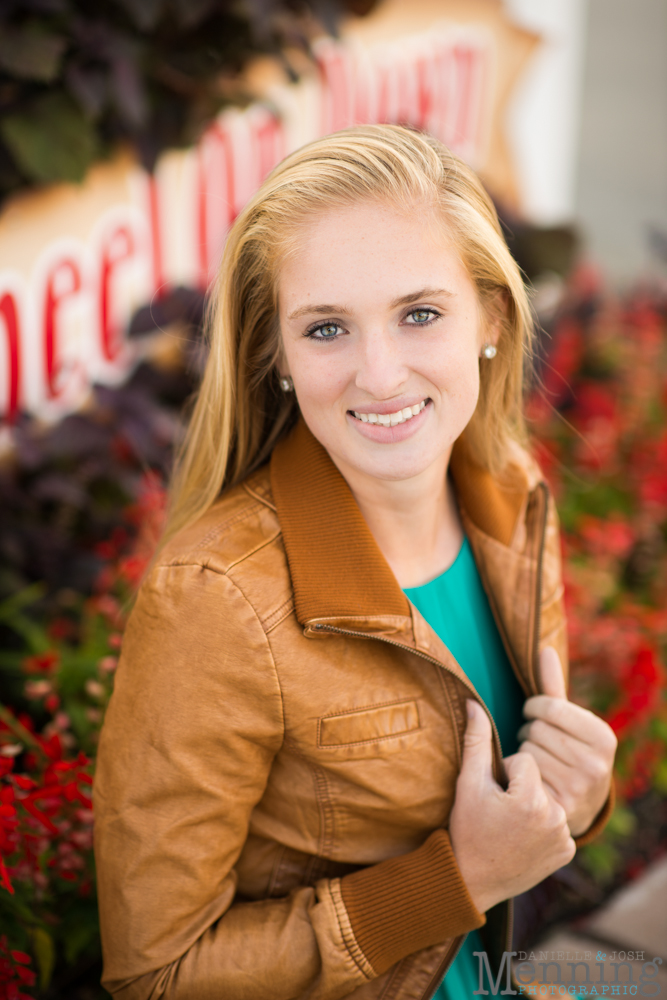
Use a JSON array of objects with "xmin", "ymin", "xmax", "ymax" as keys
[
  {"xmin": 481, "ymin": 343, "xmax": 497, "ymax": 359},
  {"xmin": 279, "ymin": 375, "xmax": 294, "ymax": 392}
]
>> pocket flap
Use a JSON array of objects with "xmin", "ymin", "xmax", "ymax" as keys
[{"xmin": 318, "ymin": 699, "xmax": 421, "ymax": 748}]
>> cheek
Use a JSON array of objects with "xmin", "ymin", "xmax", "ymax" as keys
[
  {"xmin": 282, "ymin": 332, "xmax": 352, "ymax": 402},
  {"xmin": 430, "ymin": 337, "xmax": 480, "ymax": 403},
  {"xmin": 291, "ymin": 354, "xmax": 349, "ymax": 408}
]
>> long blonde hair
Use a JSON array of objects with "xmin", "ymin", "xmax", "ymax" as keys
[{"xmin": 163, "ymin": 124, "xmax": 533, "ymax": 546}]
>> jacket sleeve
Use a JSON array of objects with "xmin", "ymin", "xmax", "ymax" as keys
[{"xmin": 94, "ymin": 562, "xmax": 484, "ymax": 1000}]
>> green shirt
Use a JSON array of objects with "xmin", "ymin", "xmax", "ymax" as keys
[{"xmin": 403, "ymin": 536, "xmax": 525, "ymax": 1000}]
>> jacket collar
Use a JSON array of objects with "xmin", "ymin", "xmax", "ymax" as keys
[{"xmin": 270, "ymin": 418, "xmax": 529, "ymax": 628}]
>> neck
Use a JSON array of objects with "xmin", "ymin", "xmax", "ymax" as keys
[{"xmin": 332, "ymin": 452, "xmax": 464, "ymax": 589}]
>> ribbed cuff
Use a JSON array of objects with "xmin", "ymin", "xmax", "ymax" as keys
[
  {"xmin": 339, "ymin": 829, "xmax": 486, "ymax": 975},
  {"xmin": 573, "ymin": 779, "xmax": 615, "ymax": 848}
]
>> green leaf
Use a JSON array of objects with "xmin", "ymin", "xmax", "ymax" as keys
[
  {"xmin": 0, "ymin": 94, "xmax": 99, "ymax": 185},
  {"xmin": 0, "ymin": 651, "xmax": 24, "ymax": 670},
  {"xmin": 579, "ymin": 841, "xmax": 622, "ymax": 885},
  {"xmin": 31, "ymin": 926, "xmax": 55, "ymax": 991},
  {"xmin": 650, "ymin": 717, "xmax": 667, "ymax": 742},
  {"xmin": 654, "ymin": 759, "xmax": 667, "ymax": 795},
  {"xmin": 0, "ymin": 584, "xmax": 45, "ymax": 621},
  {"xmin": 62, "ymin": 913, "xmax": 100, "ymax": 965},
  {"xmin": 0, "ymin": 25, "xmax": 66, "ymax": 83},
  {"xmin": 606, "ymin": 805, "xmax": 637, "ymax": 839}
]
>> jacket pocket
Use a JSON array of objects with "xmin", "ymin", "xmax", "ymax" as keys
[{"xmin": 318, "ymin": 699, "xmax": 421, "ymax": 749}]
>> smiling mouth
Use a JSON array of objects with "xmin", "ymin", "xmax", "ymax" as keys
[{"xmin": 350, "ymin": 399, "xmax": 428, "ymax": 426}]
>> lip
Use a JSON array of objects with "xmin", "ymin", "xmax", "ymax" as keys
[
  {"xmin": 346, "ymin": 398, "xmax": 432, "ymax": 442},
  {"xmin": 349, "ymin": 396, "xmax": 429, "ymax": 416}
]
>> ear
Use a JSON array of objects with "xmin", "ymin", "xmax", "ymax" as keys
[
  {"xmin": 274, "ymin": 338, "xmax": 291, "ymax": 379},
  {"xmin": 480, "ymin": 288, "xmax": 508, "ymax": 350}
]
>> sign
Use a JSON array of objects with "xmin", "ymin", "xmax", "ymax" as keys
[{"xmin": 0, "ymin": 0, "xmax": 538, "ymax": 427}]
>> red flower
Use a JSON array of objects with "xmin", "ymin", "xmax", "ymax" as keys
[
  {"xmin": 606, "ymin": 646, "xmax": 664, "ymax": 735},
  {"xmin": 46, "ymin": 618, "xmax": 74, "ymax": 640},
  {"xmin": 21, "ymin": 651, "xmax": 59, "ymax": 675}
]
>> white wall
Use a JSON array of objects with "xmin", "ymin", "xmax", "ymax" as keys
[
  {"xmin": 504, "ymin": 0, "xmax": 589, "ymax": 226},
  {"xmin": 575, "ymin": 0, "xmax": 667, "ymax": 282}
]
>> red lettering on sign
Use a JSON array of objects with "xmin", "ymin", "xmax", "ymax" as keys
[
  {"xmin": 44, "ymin": 259, "xmax": 81, "ymax": 399},
  {"xmin": 0, "ymin": 292, "xmax": 21, "ymax": 423},
  {"xmin": 100, "ymin": 226, "xmax": 134, "ymax": 362},
  {"xmin": 452, "ymin": 46, "xmax": 476, "ymax": 150},
  {"xmin": 414, "ymin": 57, "xmax": 433, "ymax": 130}
]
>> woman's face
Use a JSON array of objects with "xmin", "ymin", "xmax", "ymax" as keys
[{"xmin": 277, "ymin": 198, "xmax": 496, "ymax": 487}]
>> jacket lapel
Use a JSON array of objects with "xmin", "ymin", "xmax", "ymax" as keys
[{"xmin": 270, "ymin": 419, "xmax": 410, "ymax": 625}]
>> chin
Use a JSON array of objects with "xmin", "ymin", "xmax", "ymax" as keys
[{"xmin": 349, "ymin": 449, "xmax": 441, "ymax": 482}]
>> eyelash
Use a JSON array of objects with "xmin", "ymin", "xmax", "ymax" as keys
[{"xmin": 305, "ymin": 308, "xmax": 442, "ymax": 341}]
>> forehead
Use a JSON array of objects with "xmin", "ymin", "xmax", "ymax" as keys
[{"xmin": 277, "ymin": 197, "xmax": 472, "ymax": 310}]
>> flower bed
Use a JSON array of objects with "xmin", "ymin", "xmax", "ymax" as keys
[{"xmin": 0, "ymin": 273, "xmax": 665, "ymax": 995}]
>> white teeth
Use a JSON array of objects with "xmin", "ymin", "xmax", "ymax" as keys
[{"xmin": 353, "ymin": 400, "xmax": 427, "ymax": 426}]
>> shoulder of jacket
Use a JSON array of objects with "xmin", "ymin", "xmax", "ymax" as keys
[{"xmin": 156, "ymin": 465, "xmax": 281, "ymax": 575}]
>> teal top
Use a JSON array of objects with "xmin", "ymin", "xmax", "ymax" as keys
[{"xmin": 403, "ymin": 536, "xmax": 525, "ymax": 1000}]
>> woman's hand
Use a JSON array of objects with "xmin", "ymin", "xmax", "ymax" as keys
[
  {"xmin": 517, "ymin": 647, "xmax": 617, "ymax": 838},
  {"xmin": 449, "ymin": 700, "xmax": 576, "ymax": 915}
]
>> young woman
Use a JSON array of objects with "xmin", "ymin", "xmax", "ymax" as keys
[{"xmin": 94, "ymin": 125, "xmax": 616, "ymax": 1000}]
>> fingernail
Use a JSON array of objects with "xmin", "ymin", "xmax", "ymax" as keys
[{"xmin": 466, "ymin": 699, "xmax": 476, "ymax": 719}]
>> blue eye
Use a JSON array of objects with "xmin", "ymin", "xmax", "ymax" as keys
[
  {"xmin": 308, "ymin": 322, "xmax": 343, "ymax": 340},
  {"xmin": 406, "ymin": 309, "xmax": 438, "ymax": 325}
]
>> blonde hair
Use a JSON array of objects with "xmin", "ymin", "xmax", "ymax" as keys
[{"xmin": 163, "ymin": 124, "xmax": 533, "ymax": 546}]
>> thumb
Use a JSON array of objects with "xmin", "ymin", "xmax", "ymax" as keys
[
  {"xmin": 539, "ymin": 646, "xmax": 567, "ymax": 700},
  {"xmin": 460, "ymin": 700, "xmax": 495, "ymax": 781}
]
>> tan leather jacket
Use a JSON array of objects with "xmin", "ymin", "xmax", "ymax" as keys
[{"xmin": 94, "ymin": 420, "xmax": 612, "ymax": 1000}]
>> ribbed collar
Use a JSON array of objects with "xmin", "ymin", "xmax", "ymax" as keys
[{"xmin": 270, "ymin": 418, "xmax": 528, "ymax": 626}]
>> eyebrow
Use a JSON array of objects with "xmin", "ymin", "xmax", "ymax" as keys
[{"xmin": 286, "ymin": 287, "xmax": 454, "ymax": 322}]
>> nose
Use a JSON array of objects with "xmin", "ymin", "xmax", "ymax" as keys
[{"xmin": 353, "ymin": 325, "xmax": 411, "ymax": 400}]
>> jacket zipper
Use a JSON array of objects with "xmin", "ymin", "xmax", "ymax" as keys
[
  {"xmin": 421, "ymin": 933, "xmax": 466, "ymax": 1000},
  {"xmin": 310, "ymin": 482, "xmax": 551, "ymax": 998},
  {"xmin": 530, "ymin": 482, "xmax": 549, "ymax": 694},
  {"xmin": 467, "ymin": 481, "xmax": 550, "ymax": 699}
]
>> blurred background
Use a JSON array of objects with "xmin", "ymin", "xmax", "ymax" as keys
[{"xmin": 0, "ymin": 0, "xmax": 665, "ymax": 996}]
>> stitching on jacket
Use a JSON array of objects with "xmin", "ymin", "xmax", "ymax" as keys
[
  {"xmin": 319, "ymin": 697, "xmax": 419, "ymax": 721},
  {"xmin": 243, "ymin": 480, "xmax": 277, "ymax": 511},
  {"xmin": 328, "ymin": 878, "xmax": 376, "ymax": 982},
  {"xmin": 212, "ymin": 570, "xmax": 288, "ymax": 750},
  {"xmin": 434, "ymin": 669, "xmax": 463, "ymax": 771},
  {"xmin": 317, "ymin": 725, "xmax": 424, "ymax": 751},
  {"xmin": 188, "ymin": 501, "xmax": 264, "ymax": 552},
  {"xmin": 223, "ymin": 530, "xmax": 283, "ymax": 574},
  {"xmin": 377, "ymin": 956, "xmax": 416, "ymax": 1000},
  {"xmin": 312, "ymin": 764, "xmax": 336, "ymax": 858},
  {"xmin": 262, "ymin": 596, "xmax": 295, "ymax": 633}
]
